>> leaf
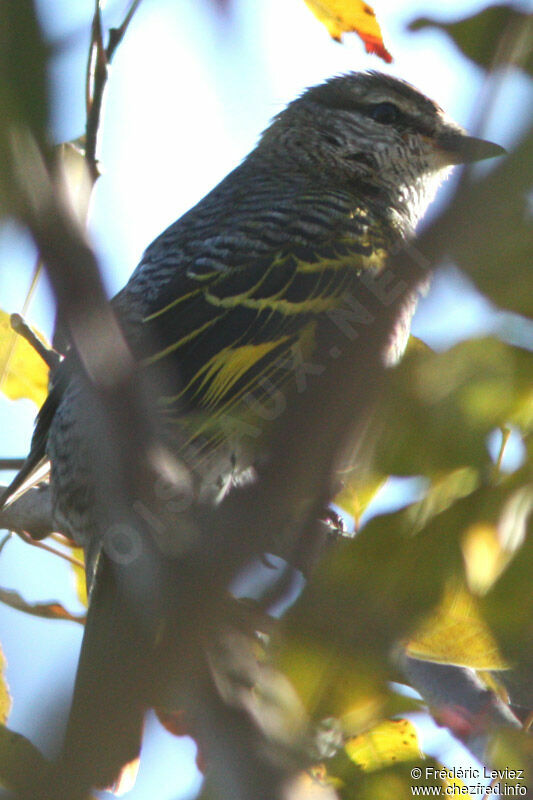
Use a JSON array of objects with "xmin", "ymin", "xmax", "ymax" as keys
[
  {"xmin": 405, "ymin": 335, "xmax": 433, "ymax": 356},
  {"xmin": 302, "ymin": 0, "xmax": 392, "ymax": 62},
  {"xmin": 325, "ymin": 752, "xmax": 460, "ymax": 800},
  {"xmin": 335, "ymin": 471, "xmax": 386, "ymax": 528},
  {"xmin": 407, "ymin": 468, "xmax": 479, "ymax": 533},
  {"xmin": 461, "ymin": 522, "xmax": 510, "ymax": 595},
  {"xmin": 345, "ymin": 719, "xmax": 421, "ymax": 771},
  {"xmin": 487, "ymin": 728, "xmax": 532, "ymax": 786},
  {"xmin": 374, "ymin": 338, "xmax": 533, "ymax": 476},
  {"xmin": 0, "ymin": 724, "xmax": 49, "ymax": 794},
  {"xmin": 0, "ymin": 1, "xmax": 50, "ymax": 219},
  {"xmin": 0, "ymin": 2, "xmax": 49, "ymax": 143},
  {"xmin": 0, "ymin": 646, "xmax": 11, "ymax": 725},
  {"xmin": 0, "ymin": 587, "xmax": 85, "ymax": 624},
  {"xmin": 277, "ymin": 637, "xmax": 386, "ymax": 723},
  {"xmin": 0, "ymin": 309, "xmax": 49, "ymax": 406},
  {"xmin": 56, "ymin": 140, "xmax": 93, "ymax": 225},
  {"xmin": 404, "ymin": 471, "xmax": 533, "ymax": 671},
  {"xmin": 482, "ymin": 522, "xmax": 533, "ymax": 674},
  {"xmin": 69, "ymin": 544, "xmax": 88, "ymax": 607},
  {"xmin": 409, "ymin": 6, "xmax": 533, "ymax": 75},
  {"xmin": 277, "ymin": 503, "xmax": 458, "ymax": 720},
  {"xmin": 438, "ymin": 770, "xmax": 474, "ymax": 800},
  {"xmin": 445, "ymin": 127, "xmax": 533, "ymax": 319},
  {"xmin": 406, "ymin": 582, "xmax": 508, "ymax": 670}
]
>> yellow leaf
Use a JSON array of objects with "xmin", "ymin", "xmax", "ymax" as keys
[
  {"xmin": 462, "ymin": 523, "xmax": 508, "ymax": 595},
  {"xmin": 0, "ymin": 310, "xmax": 49, "ymax": 406},
  {"xmin": 345, "ymin": 718, "xmax": 421, "ymax": 771},
  {"xmin": 440, "ymin": 769, "xmax": 473, "ymax": 799},
  {"xmin": 405, "ymin": 335, "xmax": 433, "ymax": 355},
  {"xmin": 69, "ymin": 545, "xmax": 88, "ymax": 607},
  {"xmin": 302, "ymin": 0, "xmax": 392, "ymax": 62},
  {"xmin": 335, "ymin": 471, "xmax": 386, "ymax": 528},
  {"xmin": 0, "ymin": 646, "xmax": 11, "ymax": 725},
  {"xmin": 406, "ymin": 582, "xmax": 508, "ymax": 670},
  {"xmin": 56, "ymin": 140, "xmax": 93, "ymax": 225}
]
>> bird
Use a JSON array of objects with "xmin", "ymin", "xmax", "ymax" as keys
[{"xmin": 1, "ymin": 71, "xmax": 505, "ymax": 793}]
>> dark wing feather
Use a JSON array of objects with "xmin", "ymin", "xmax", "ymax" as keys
[
  {"xmin": 0, "ymin": 362, "xmax": 70, "ymax": 510},
  {"xmin": 1, "ymin": 227, "xmax": 387, "ymax": 509},
  {"xmin": 139, "ymin": 234, "xmax": 387, "ymax": 424}
]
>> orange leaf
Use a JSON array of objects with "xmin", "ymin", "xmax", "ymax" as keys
[
  {"xmin": 302, "ymin": 0, "xmax": 392, "ymax": 62},
  {"xmin": 0, "ymin": 587, "xmax": 85, "ymax": 625}
]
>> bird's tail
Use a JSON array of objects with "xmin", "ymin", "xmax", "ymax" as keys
[{"xmin": 58, "ymin": 551, "xmax": 153, "ymax": 796}]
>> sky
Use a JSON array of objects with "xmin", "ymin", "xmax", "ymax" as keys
[{"xmin": 0, "ymin": 1, "xmax": 530, "ymax": 798}]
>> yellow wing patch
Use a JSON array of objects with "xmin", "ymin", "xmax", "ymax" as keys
[
  {"xmin": 142, "ymin": 230, "xmax": 390, "ymax": 419},
  {"xmin": 195, "ymin": 338, "xmax": 291, "ymax": 408}
]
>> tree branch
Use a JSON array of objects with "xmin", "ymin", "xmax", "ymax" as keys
[{"xmin": 85, "ymin": 0, "xmax": 143, "ymax": 182}]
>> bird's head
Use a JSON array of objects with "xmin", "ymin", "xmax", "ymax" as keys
[{"xmin": 260, "ymin": 71, "xmax": 505, "ymax": 230}]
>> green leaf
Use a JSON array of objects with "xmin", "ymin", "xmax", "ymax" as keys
[
  {"xmin": 407, "ymin": 468, "xmax": 479, "ymax": 532},
  {"xmin": 0, "ymin": 2, "xmax": 50, "ymax": 218},
  {"xmin": 486, "ymin": 728, "xmax": 532, "ymax": 787},
  {"xmin": 374, "ymin": 338, "xmax": 533, "ymax": 476},
  {"xmin": 444, "ymin": 127, "xmax": 533, "ymax": 320},
  {"xmin": 409, "ymin": 6, "xmax": 533, "ymax": 75},
  {"xmin": 326, "ymin": 755, "xmax": 460, "ymax": 800},
  {"xmin": 482, "ymin": 504, "xmax": 533, "ymax": 672},
  {"xmin": 0, "ymin": 724, "xmax": 49, "ymax": 794},
  {"xmin": 0, "ymin": 1, "xmax": 49, "ymax": 142},
  {"xmin": 276, "ymin": 504, "xmax": 459, "ymax": 720}
]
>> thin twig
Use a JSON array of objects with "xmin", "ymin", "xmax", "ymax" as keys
[
  {"xmin": 10, "ymin": 313, "xmax": 61, "ymax": 371},
  {"xmin": 51, "ymin": 531, "xmax": 79, "ymax": 548},
  {"xmin": 0, "ymin": 459, "xmax": 26, "ymax": 471},
  {"xmin": 494, "ymin": 425, "xmax": 511, "ymax": 475},
  {"xmin": 85, "ymin": 1, "xmax": 107, "ymax": 183},
  {"xmin": 15, "ymin": 530, "xmax": 85, "ymax": 568},
  {"xmin": 0, "ymin": 586, "xmax": 85, "ymax": 624},
  {"xmin": 106, "ymin": 0, "xmax": 143, "ymax": 61},
  {"xmin": 84, "ymin": 0, "xmax": 143, "ymax": 183},
  {"xmin": 522, "ymin": 709, "xmax": 533, "ymax": 732}
]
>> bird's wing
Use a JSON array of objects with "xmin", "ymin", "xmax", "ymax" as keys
[
  {"xmin": 1, "ymin": 227, "xmax": 388, "ymax": 509},
  {"xmin": 139, "ymin": 232, "xmax": 387, "ymax": 431},
  {"xmin": 0, "ymin": 362, "xmax": 70, "ymax": 510}
]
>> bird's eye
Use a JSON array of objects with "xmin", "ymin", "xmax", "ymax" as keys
[{"xmin": 368, "ymin": 102, "xmax": 400, "ymax": 125}]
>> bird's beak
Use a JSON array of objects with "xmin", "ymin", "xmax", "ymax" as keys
[{"xmin": 433, "ymin": 131, "xmax": 506, "ymax": 165}]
